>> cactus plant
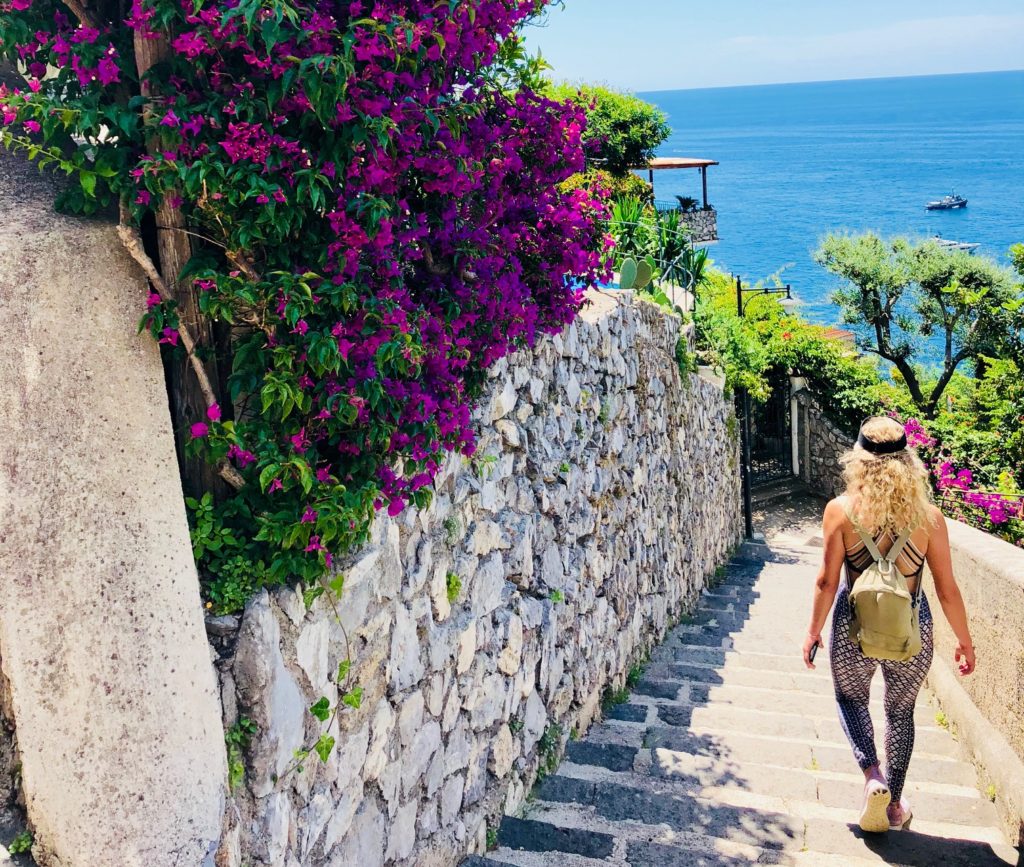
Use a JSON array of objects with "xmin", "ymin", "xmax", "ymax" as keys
[
  {"xmin": 634, "ymin": 259, "xmax": 654, "ymax": 290},
  {"xmin": 618, "ymin": 257, "xmax": 638, "ymax": 290}
]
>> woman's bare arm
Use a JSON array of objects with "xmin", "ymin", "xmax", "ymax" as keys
[
  {"xmin": 925, "ymin": 506, "xmax": 975, "ymax": 675},
  {"xmin": 803, "ymin": 499, "xmax": 847, "ymax": 669}
]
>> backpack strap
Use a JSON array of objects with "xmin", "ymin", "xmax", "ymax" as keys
[{"xmin": 843, "ymin": 500, "xmax": 914, "ymax": 567}]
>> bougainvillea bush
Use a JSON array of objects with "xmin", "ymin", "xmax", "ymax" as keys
[{"xmin": 1, "ymin": 0, "xmax": 608, "ymax": 609}]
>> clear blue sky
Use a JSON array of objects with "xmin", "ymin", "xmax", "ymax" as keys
[{"xmin": 525, "ymin": 0, "xmax": 1024, "ymax": 91}]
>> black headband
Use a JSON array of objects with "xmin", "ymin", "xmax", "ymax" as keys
[{"xmin": 857, "ymin": 427, "xmax": 907, "ymax": 455}]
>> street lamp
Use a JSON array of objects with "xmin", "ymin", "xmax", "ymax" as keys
[{"xmin": 734, "ymin": 276, "xmax": 798, "ymax": 539}]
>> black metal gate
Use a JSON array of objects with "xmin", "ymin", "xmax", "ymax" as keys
[{"xmin": 749, "ymin": 370, "xmax": 792, "ymax": 487}]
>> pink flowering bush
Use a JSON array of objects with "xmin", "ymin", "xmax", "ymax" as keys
[
  {"xmin": 902, "ymin": 418, "xmax": 1024, "ymax": 546},
  {"xmin": 1, "ymin": 1, "xmax": 609, "ymax": 601}
]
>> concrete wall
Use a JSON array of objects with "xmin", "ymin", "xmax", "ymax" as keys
[
  {"xmin": 0, "ymin": 140, "xmax": 227, "ymax": 863},
  {"xmin": 925, "ymin": 521, "xmax": 1024, "ymax": 845},
  {"xmin": 214, "ymin": 291, "xmax": 743, "ymax": 866}
]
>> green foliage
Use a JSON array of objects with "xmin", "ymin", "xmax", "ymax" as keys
[
  {"xmin": 693, "ymin": 266, "xmax": 886, "ymax": 426},
  {"xmin": 548, "ymin": 589, "xmax": 565, "ymax": 603},
  {"xmin": 509, "ymin": 717, "xmax": 524, "ymax": 735},
  {"xmin": 559, "ymin": 169, "xmax": 653, "ymax": 204},
  {"xmin": 548, "ymin": 84, "xmax": 671, "ymax": 175},
  {"xmin": 601, "ymin": 685, "xmax": 630, "ymax": 709},
  {"xmin": 7, "ymin": 831, "xmax": 31, "ymax": 855},
  {"xmin": 816, "ymin": 233, "xmax": 1023, "ymax": 417},
  {"xmin": 535, "ymin": 723, "xmax": 563, "ymax": 781},
  {"xmin": 446, "ymin": 572, "xmax": 462, "ymax": 605},
  {"xmin": 443, "ymin": 515, "xmax": 461, "ymax": 547},
  {"xmin": 225, "ymin": 717, "xmax": 257, "ymax": 792},
  {"xmin": 486, "ymin": 827, "xmax": 498, "ymax": 850}
]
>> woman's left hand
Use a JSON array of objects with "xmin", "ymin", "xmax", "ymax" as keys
[{"xmin": 802, "ymin": 632, "xmax": 823, "ymax": 669}]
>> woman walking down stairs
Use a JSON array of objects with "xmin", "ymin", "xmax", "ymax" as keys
[{"xmin": 462, "ymin": 497, "xmax": 1020, "ymax": 866}]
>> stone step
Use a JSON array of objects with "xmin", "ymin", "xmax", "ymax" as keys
[
  {"xmin": 564, "ymin": 738, "xmax": 982, "ymax": 800},
  {"xmin": 554, "ymin": 754, "xmax": 998, "ymax": 831},
  {"xmin": 642, "ymin": 726, "xmax": 977, "ymax": 787},
  {"xmin": 494, "ymin": 816, "xmax": 615, "ymax": 860},
  {"xmin": 532, "ymin": 773, "xmax": 1012, "ymax": 857},
  {"xmin": 630, "ymin": 696, "xmax": 942, "ymax": 741},
  {"xmin": 513, "ymin": 799, "xmax": 793, "ymax": 865},
  {"xmin": 477, "ymin": 851, "xmax": 611, "ymax": 867}
]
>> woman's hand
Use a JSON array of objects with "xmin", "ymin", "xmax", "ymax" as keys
[
  {"xmin": 955, "ymin": 642, "xmax": 976, "ymax": 676},
  {"xmin": 802, "ymin": 632, "xmax": 823, "ymax": 670}
]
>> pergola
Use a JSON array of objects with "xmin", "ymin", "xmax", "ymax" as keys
[{"xmin": 638, "ymin": 157, "xmax": 719, "ymax": 209}]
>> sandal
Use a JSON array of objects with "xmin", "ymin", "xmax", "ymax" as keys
[
  {"xmin": 859, "ymin": 778, "xmax": 892, "ymax": 833},
  {"xmin": 888, "ymin": 798, "xmax": 913, "ymax": 832}
]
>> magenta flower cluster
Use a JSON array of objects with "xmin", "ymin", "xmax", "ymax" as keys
[
  {"xmin": 903, "ymin": 418, "xmax": 1024, "ymax": 539},
  {"xmin": 0, "ymin": 0, "xmax": 609, "ymax": 587}
]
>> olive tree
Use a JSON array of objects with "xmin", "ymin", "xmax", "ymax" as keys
[{"xmin": 816, "ymin": 233, "xmax": 1023, "ymax": 417}]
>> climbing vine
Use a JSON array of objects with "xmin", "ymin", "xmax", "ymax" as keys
[{"xmin": 0, "ymin": 0, "xmax": 607, "ymax": 604}]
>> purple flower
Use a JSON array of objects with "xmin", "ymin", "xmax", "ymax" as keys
[
  {"xmin": 190, "ymin": 422, "xmax": 208, "ymax": 438},
  {"xmin": 146, "ymin": 292, "xmax": 162, "ymax": 309},
  {"xmin": 207, "ymin": 403, "xmax": 222, "ymax": 422},
  {"xmin": 158, "ymin": 327, "xmax": 178, "ymax": 346},
  {"xmin": 226, "ymin": 445, "xmax": 256, "ymax": 467},
  {"xmin": 23, "ymin": 120, "xmax": 40, "ymax": 133},
  {"xmin": 268, "ymin": 478, "xmax": 283, "ymax": 493},
  {"xmin": 97, "ymin": 55, "xmax": 120, "ymax": 86},
  {"xmin": 301, "ymin": 507, "xmax": 318, "ymax": 523}
]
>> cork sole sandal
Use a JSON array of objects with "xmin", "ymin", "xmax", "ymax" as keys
[{"xmin": 859, "ymin": 779, "xmax": 892, "ymax": 833}]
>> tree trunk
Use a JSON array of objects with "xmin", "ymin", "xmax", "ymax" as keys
[{"xmin": 133, "ymin": 33, "xmax": 225, "ymax": 500}]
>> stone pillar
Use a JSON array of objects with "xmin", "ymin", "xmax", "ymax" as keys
[
  {"xmin": 789, "ymin": 376, "xmax": 806, "ymax": 478},
  {"xmin": 0, "ymin": 148, "xmax": 226, "ymax": 863}
]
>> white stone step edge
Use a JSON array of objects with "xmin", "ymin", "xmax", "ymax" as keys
[{"xmin": 526, "ymin": 782, "xmax": 1012, "ymax": 852}]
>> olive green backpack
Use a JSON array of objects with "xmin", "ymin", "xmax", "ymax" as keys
[{"xmin": 846, "ymin": 514, "xmax": 923, "ymax": 662}]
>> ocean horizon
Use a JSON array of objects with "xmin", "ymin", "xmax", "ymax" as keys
[{"xmin": 640, "ymin": 69, "xmax": 1024, "ymax": 338}]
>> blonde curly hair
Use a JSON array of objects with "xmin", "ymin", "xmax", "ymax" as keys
[{"xmin": 840, "ymin": 416, "xmax": 935, "ymax": 532}]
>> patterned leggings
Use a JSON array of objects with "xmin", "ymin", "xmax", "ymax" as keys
[{"xmin": 829, "ymin": 585, "xmax": 934, "ymax": 802}]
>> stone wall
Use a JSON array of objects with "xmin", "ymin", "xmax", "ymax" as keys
[
  {"xmin": 925, "ymin": 521, "xmax": 1024, "ymax": 845},
  {"xmin": 681, "ymin": 207, "xmax": 718, "ymax": 244},
  {"xmin": 794, "ymin": 390, "xmax": 851, "ymax": 498},
  {"xmin": 214, "ymin": 291, "xmax": 743, "ymax": 866}
]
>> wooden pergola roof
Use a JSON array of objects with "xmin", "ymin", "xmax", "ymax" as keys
[
  {"xmin": 641, "ymin": 157, "xmax": 719, "ymax": 170},
  {"xmin": 633, "ymin": 157, "xmax": 720, "ymax": 210}
]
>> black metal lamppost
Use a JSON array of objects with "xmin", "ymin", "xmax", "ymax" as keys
[{"xmin": 735, "ymin": 276, "xmax": 798, "ymax": 539}]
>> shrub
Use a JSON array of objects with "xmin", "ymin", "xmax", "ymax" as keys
[
  {"xmin": 548, "ymin": 83, "xmax": 670, "ymax": 175},
  {"xmin": 559, "ymin": 169, "xmax": 653, "ymax": 205}
]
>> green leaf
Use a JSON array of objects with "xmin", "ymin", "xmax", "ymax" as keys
[
  {"xmin": 303, "ymin": 585, "xmax": 324, "ymax": 608},
  {"xmin": 309, "ymin": 697, "xmax": 331, "ymax": 722},
  {"xmin": 341, "ymin": 686, "xmax": 363, "ymax": 710},
  {"xmin": 314, "ymin": 734, "xmax": 335, "ymax": 763},
  {"xmin": 336, "ymin": 659, "xmax": 351, "ymax": 682}
]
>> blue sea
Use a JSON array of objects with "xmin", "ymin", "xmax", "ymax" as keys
[{"xmin": 640, "ymin": 70, "xmax": 1024, "ymax": 330}]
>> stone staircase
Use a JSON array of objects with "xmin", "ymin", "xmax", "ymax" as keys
[{"xmin": 463, "ymin": 539, "xmax": 1021, "ymax": 867}]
